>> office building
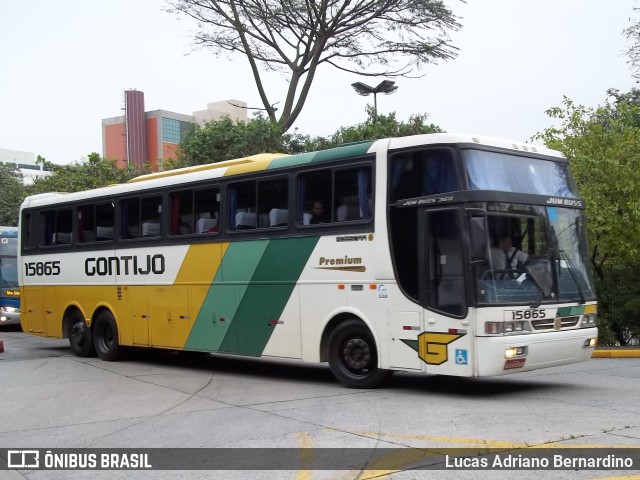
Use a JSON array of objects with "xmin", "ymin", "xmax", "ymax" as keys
[{"xmin": 102, "ymin": 90, "xmax": 248, "ymax": 170}]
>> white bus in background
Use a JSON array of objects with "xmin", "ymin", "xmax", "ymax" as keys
[{"xmin": 18, "ymin": 134, "xmax": 597, "ymax": 388}]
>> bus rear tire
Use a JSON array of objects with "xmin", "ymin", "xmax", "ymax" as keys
[
  {"xmin": 93, "ymin": 311, "xmax": 125, "ymax": 361},
  {"xmin": 68, "ymin": 311, "xmax": 95, "ymax": 357},
  {"xmin": 328, "ymin": 319, "xmax": 392, "ymax": 389}
]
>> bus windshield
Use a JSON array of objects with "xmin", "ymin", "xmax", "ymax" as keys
[
  {"xmin": 463, "ymin": 149, "xmax": 579, "ymax": 197},
  {"xmin": 474, "ymin": 204, "xmax": 596, "ymax": 305},
  {"xmin": 0, "ymin": 236, "xmax": 18, "ymax": 289}
]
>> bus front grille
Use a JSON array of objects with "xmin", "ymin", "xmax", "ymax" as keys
[{"xmin": 531, "ymin": 316, "xmax": 580, "ymax": 331}]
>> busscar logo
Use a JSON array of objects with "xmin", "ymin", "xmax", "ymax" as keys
[{"xmin": 8, "ymin": 450, "xmax": 40, "ymax": 468}]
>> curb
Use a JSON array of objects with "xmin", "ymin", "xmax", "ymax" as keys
[{"xmin": 592, "ymin": 349, "xmax": 640, "ymax": 358}]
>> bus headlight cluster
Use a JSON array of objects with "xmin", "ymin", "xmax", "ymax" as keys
[
  {"xmin": 581, "ymin": 314, "xmax": 597, "ymax": 328},
  {"xmin": 485, "ymin": 321, "xmax": 528, "ymax": 334},
  {"xmin": 505, "ymin": 346, "xmax": 527, "ymax": 358}
]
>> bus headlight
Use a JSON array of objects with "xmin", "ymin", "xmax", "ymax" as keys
[
  {"xmin": 581, "ymin": 314, "xmax": 597, "ymax": 327},
  {"xmin": 584, "ymin": 338, "xmax": 597, "ymax": 348},
  {"xmin": 486, "ymin": 321, "xmax": 528, "ymax": 335},
  {"xmin": 505, "ymin": 346, "xmax": 527, "ymax": 358}
]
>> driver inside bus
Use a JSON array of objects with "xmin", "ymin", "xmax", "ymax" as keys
[{"xmin": 490, "ymin": 233, "xmax": 528, "ymax": 271}]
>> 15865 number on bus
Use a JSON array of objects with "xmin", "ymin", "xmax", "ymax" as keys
[
  {"xmin": 507, "ymin": 309, "xmax": 547, "ymax": 320},
  {"xmin": 24, "ymin": 261, "xmax": 61, "ymax": 276}
]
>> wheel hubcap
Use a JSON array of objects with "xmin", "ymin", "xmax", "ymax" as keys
[{"xmin": 342, "ymin": 338, "xmax": 371, "ymax": 371}]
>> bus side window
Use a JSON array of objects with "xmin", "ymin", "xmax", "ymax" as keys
[
  {"xmin": 41, "ymin": 208, "xmax": 72, "ymax": 246},
  {"xmin": 298, "ymin": 171, "xmax": 331, "ymax": 225},
  {"xmin": 170, "ymin": 190, "xmax": 194, "ymax": 236},
  {"xmin": 95, "ymin": 202, "xmax": 115, "ymax": 241},
  {"xmin": 141, "ymin": 196, "xmax": 162, "ymax": 238},
  {"xmin": 194, "ymin": 187, "xmax": 220, "ymax": 234},
  {"xmin": 334, "ymin": 167, "xmax": 372, "ymax": 222}
]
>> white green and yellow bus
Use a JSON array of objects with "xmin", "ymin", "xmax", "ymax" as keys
[{"xmin": 18, "ymin": 134, "xmax": 598, "ymax": 388}]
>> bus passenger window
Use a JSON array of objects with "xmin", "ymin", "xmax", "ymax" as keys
[
  {"xmin": 170, "ymin": 190, "xmax": 194, "ymax": 235},
  {"xmin": 194, "ymin": 187, "xmax": 220, "ymax": 234},
  {"xmin": 78, "ymin": 202, "xmax": 114, "ymax": 243},
  {"xmin": 120, "ymin": 196, "xmax": 162, "ymax": 239},
  {"xmin": 229, "ymin": 178, "xmax": 288, "ymax": 230},
  {"xmin": 334, "ymin": 167, "xmax": 372, "ymax": 222},
  {"xmin": 299, "ymin": 171, "xmax": 332, "ymax": 225},
  {"xmin": 41, "ymin": 208, "xmax": 72, "ymax": 246},
  {"xmin": 141, "ymin": 196, "xmax": 162, "ymax": 237}
]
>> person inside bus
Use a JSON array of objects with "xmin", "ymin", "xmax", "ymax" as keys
[
  {"xmin": 490, "ymin": 233, "xmax": 528, "ymax": 271},
  {"xmin": 310, "ymin": 200, "xmax": 329, "ymax": 224}
]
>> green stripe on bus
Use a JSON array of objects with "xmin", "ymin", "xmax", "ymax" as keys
[
  {"xmin": 557, "ymin": 306, "xmax": 584, "ymax": 316},
  {"xmin": 219, "ymin": 236, "xmax": 319, "ymax": 355},
  {"xmin": 185, "ymin": 237, "xmax": 319, "ymax": 354},
  {"xmin": 267, "ymin": 142, "xmax": 374, "ymax": 170},
  {"xmin": 185, "ymin": 240, "xmax": 269, "ymax": 352}
]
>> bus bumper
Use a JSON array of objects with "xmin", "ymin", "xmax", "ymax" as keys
[
  {"xmin": 476, "ymin": 327, "xmax": 598, "ymax": 376},
  {"xmin": 0, "ymin": 307, "xmax": 21, "ymax": 326}
]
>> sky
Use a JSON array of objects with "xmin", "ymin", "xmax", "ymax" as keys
[{"xmin": 1, "ymin": 0, "xmax": 638, "ymax": 165}]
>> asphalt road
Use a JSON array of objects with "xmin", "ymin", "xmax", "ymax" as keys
[{"xmin": 1, "ymin": 327, "xmax": 639, "ymax": 480}]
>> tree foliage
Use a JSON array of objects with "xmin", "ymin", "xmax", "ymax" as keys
[
  {"xmin": 534, "ymin": 96, "xmax": 640, "ymax": 280},
  {"xmin": 328, "ymin": 106, "xmax": 443, "ymax": 145},
  {"xmin": 166, "ymin": 0, "xmax": 461, "ymax": 131},
  {"xmin": 28, "ymin": 153, "xmax": 140, "ymax": 196},
  {"xmin": 177, "ymin": 107, "xmax": 444, "ymax": 165},
  {"xmin": 0, "ymin": 163, "xmax": 25, "ymax": 226},
  {"xmin": 624, "ymin": 7, "xmax": 640, "ymax": 81}
]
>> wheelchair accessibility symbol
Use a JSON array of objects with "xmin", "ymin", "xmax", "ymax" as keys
[{"xmin": 455, "ymin": 349, "xmax": 468, "ymax": 365}]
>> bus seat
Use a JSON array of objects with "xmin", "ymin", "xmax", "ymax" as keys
[
  {"xmin": 303, "ymin": 212, "xmax": 312, "ymax": 225},
  {"xmin": 269, "ymin": 208, "xmax": 288, "ymax": 227},
  {"xmin": 96, "ymin": 226, "xmax": 114, "ymax": 240},
  {"xmin": 141, "ymin": 222, "xmax": 161, "ymax": 237},
  {"xmin": 81, "ymin": 230, "xmax": 95, "ymax": 243},
  {"xmin": 337, "ymin": 204, "xmax": 359, "ymax": 221},
  {"xmin": 54, "ymin": 232, "xmax": 72, "ymax": 245},
  {"xmin": 196, "ymin": 218, "xmax": 218, "ymax": 233},
  {"xmin": 235, "ymin": 212, "xmax": 257, "ymax": 230}
]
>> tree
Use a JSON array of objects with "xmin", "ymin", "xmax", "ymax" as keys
[
  {"xmin": 329, "ymin": 106, "xmax": 443, "ymax": 145},
  {"xmin": 166, "ymin": 0, "xmax": 461, "ymax": 131},
  {"xmin": 535, "ymin": 97, "xmax": 640, "ymax": 278},
  {"xmin": 0, "ymin": 163, "xmax": 25, "ymax": 226},
  {"xmin": 177, "ymin": 108, "xmax": 444, "ymax": 165},
  {"xmin": 624, "ymin": 6, "xmax": 640, "ymax": 81},
  {"xmin": 177, "ymin": 115, "xmax": 287, "ymax": 166},
  {"xmin": 28, "ymin": 153, "xmax": 140, "ymax": 195},
  {"xmin": 534, "ymin": 96, "xmax": 640, "ymax": 345}
]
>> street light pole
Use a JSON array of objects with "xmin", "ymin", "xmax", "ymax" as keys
[{"xmin": 351, "ymin": 80, "xmax": 398, "ymax": 121}]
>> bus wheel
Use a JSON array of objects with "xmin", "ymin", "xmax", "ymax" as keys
[
  {"xmin": 68, "ymin": 311, "xmax": 95, "ymax": 357},
  {"xmin": 328, "ymin": 319, "xmax": 391, "ymax": 389},
  {"xmin": 93, "ymin": 311, "xmax": 125, "ymax": 361}
]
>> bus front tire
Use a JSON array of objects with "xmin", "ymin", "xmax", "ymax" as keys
[
  {"xmin": 328, "ymin": 320, "xmax": 392, "ymax": 389},
  {"xmin": 93, "ymin": 311, "xmax": 125, "ymax": 361},
  {"xmin": 68, "ymin": 311, "xmax": 95, "ymax": 357}
]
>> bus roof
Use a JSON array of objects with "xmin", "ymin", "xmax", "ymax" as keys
[{"xmin": 20, "ymin": 133, "xmax": 562, "ymax": 209}]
